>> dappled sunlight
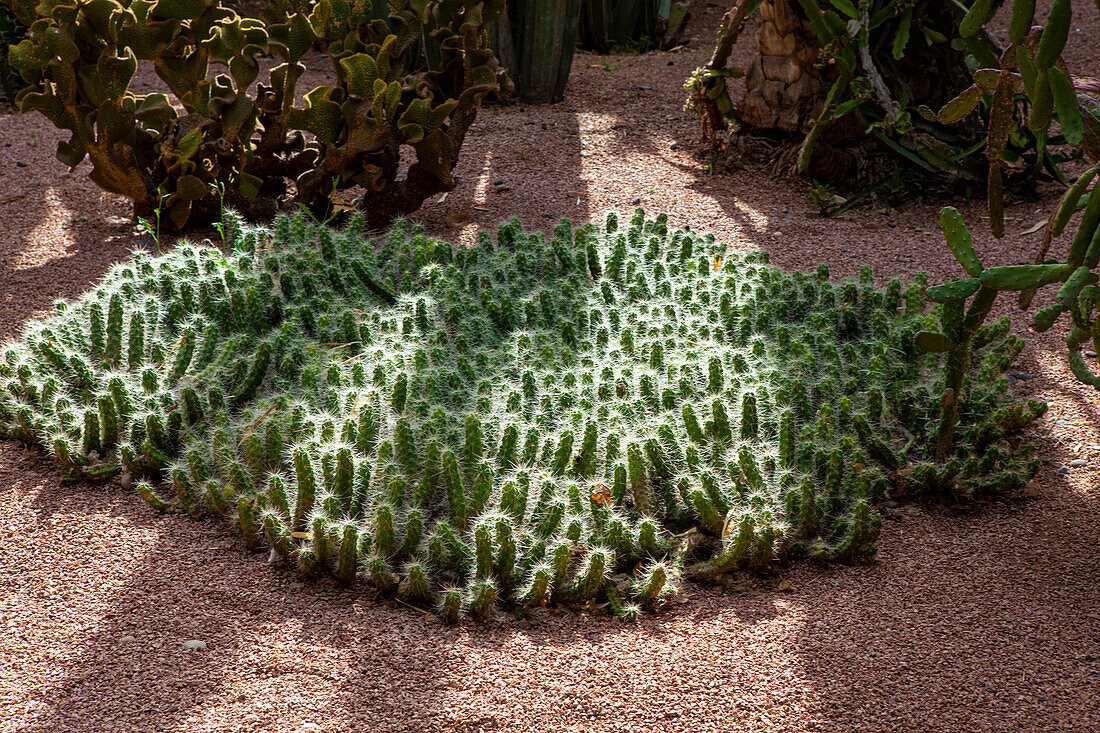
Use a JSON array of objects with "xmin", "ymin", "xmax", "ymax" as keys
[
  {"xmin": 576, "ymin": 111, "xmax": 620, "ymax": 149},
  {"xmin": 13, "ymin": 187, "xmax": 76, "ymax": 272},
  {"xmin": 0, "ymin": 456, "xmax": 163, "ymax": 728},
  {"xmin": 1023, "ymin": 343, "xmax": 1100, "ymax": 500},
  {"xmin": 716, "ymin": 197, "xmax": 773, "ymax": 254},
  {"xmin": 2, "ymin": 0, "xmax": 1100, "ymax": 729},
  {"xmin": 569, "ymin": 104, "xmax": 779, "ymax": 255},
  {"xmin": 449, "ymin": 149, "xmax": 499, "ymax": 248}
]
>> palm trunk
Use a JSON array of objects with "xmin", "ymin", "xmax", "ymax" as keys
[{"xmin": 739, "ymin": 0, "xmax": 824, "ymax": 134}]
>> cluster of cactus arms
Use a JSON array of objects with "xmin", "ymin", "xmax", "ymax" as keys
[
  {"xmin": 0, "ymin": 210, "xmax": 1043, "ymax": 619},
  {"xmin": 2, "ymin": 0, "xmax": 509, "ymax": 230},
  {"xmin": 930, "ymin": 0, "xmax": 1100, "ymax": 238},
  {"xmin": 927, "ymin": 0, "xmax": 1100, "ymax": 392},
  {"xmin": 930, "ymin": 175, "xmax": 1100, "ymax": 392}
]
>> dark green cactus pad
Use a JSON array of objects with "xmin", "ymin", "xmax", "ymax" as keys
[{"xmin": 0, "ymin": 209, "xmax": 1043, "ymax": 619}]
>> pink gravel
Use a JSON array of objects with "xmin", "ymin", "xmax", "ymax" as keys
[{"xmin": 2, "ymin": 2, "xmax": 1100, "ymax": 731}]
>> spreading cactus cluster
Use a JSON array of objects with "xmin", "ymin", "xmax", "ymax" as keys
[{"xmin": 0, "ymin": 210, "xmax": 1044, "ymax": 619}]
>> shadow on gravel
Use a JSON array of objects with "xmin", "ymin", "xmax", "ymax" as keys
[
  {"xmin": 13, "ymin": 445, "xmax": 787, "ymax": 733},
  {"xmin": 0, "ymin": 114, "xmax": 141, "ymax": 343},
  {"xmin": 560, "ymin": 61, "xmax": 782, "ymax": 261},
  {"xmin": 413, "ymin": 98, "xmax": 592, "ymax": 247},
  {"xmin": 12, "ymin": 421, "xmax": 1099, "ymax": 732},
  {"xmin": 779, "ymin": 378, "xmax": 1100, "ymax": 733},
  {"xmin": 15, "ymin": 462, "xmax": 461, "ymax": 733}
]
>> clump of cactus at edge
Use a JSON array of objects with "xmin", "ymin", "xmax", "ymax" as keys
[{"xmin": 0, "ymin": 209, "xmax": 1044, "ymax": 620}]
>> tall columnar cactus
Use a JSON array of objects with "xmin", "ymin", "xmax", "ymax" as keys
[
  {"xmin": 578, "ymin": 0, "xmax": 690, "ymax": 53},
  {"xmin": 0, "ymin": 209, "xmax": 1043, "ymax": 620},
  {"xmin": 491, "ymin": 0, "xmax": 583, "ymax": 104},
  {"xmin": 4, "ymin": 0, "xmax": 511, "ymax": 229}
]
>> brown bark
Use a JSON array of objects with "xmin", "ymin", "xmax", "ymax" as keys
[
  {"xmin": 355, "ymin": 104, "xmax": 481, "ymax": 230},
  {"xmin": 739, "ymin": 0, "xmax": 825, "ymax": 135}
]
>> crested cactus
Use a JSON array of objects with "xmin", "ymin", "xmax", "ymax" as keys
[
  {"xmin": 0, "ymin": 209, "xmax": 1042, "ymax": 619},
  {"xmin": 5, "ymin": 0, "xmax": 511, "ymax": 230}
]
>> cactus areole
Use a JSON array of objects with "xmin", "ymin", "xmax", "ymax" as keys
[
  {"xmin": 0, "ymin": 210, "xmax": 1043, "ymax": 619},
  {"xmin": 4, "ymin": 0, "xmax": 511, "ymax": 230}
]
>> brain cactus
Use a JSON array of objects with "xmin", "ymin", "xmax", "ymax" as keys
[
  {"xmin": 0, "ymin": 210, "xmax": 1044, "ymax": 619},
  {"xmin": 3, "ymin": 0, "xmax": 510, "ymax": 229}
]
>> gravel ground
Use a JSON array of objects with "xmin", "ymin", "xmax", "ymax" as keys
[{"xmin": 2, "ymin": 2, "xmax": 1100, "ymax": 732}]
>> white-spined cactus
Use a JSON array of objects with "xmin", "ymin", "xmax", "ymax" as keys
[{"xmin": 0, "ymin": 209, "xmax": 1043, "ymax": 619}]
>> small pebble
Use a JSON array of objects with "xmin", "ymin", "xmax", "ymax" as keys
[
  {"xmin": 669, "ymin": 140, "xmax": 678, "ymax": 149},
  {"xmin": 299, "ymin": 724, "xmax": 319, "ymax": 732},
  {"xmin": 882, "ymin": 500, "xmax": 900, "ymax": 509},
  {"xmin": 632, "ymin": 197, "xmax": 641, "ymax": 205},
  {"xmin": 182, "ymin": 640, "xmax": 207, "ymax": 650},
  {"xmin": 1069, "ymin": 459, "xmax": 1087, "ymax": 467},
  {"xmin": 118, "ymin": 635, "xmax": 136, "ymax": 644},
  {"xmin": 120, "ymin": 472, "xmax": 133, "ymax": 490},
  {"xmin": 492, "ymin": 179, "xmax": 504, "ymax": 186},
  {"xmin": 1057, "ymin": 466, "xmax": 1069, "ymax": 476},
  {"xmin": 1087, "ymin": 351, "xmax": 1097, "ymax": 358}
]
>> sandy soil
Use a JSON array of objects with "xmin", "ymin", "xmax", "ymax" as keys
[{"xmin": 2, "ymin": 2, "xmax": 1100, "ymax": 731}]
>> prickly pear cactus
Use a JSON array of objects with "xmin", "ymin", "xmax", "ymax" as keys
[
  {"xmin": 4, "ymin": 0, "xmax": 509, "ymax": 229},
  {"xmin": 0, "ymin": 210, "xmax": 1043, "ymax": 619}
]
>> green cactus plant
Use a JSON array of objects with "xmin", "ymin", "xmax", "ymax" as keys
[
  {"xmin": 579, "ymin": 0, "xmax": 689, "ymax": 53},
  {"xmin": 491, "ymin": 0, "xmax": 582, "ymax": 104},
  {"xmin": 3, "ymin": 0, "xmax": 510, "ymax": 230},
  {"xmin": 684, "ymin": 0, "xmax": 1092, "ymax": 210},
  {"xmin": 0, "ymin": 2, "xmax": 27, "ymax": 103},
  {"xmin": 0, "ymin": 209, "xmax": 1043, "ymax": 620},
  {"xmin": 926, "ymin": 0, "xmax": 1100, "ymax": 397}
]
